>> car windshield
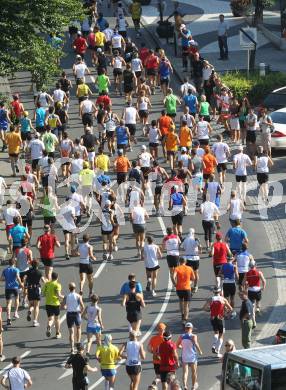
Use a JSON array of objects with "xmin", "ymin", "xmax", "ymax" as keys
[
  {"xmin": 264, "ymin": 94, "xmax": 286, "ymax": 107},
  {"xmin": 225, "ymin": 357, "xmax": 262, "ymax": 389},
  {"xmin": 270, "ymin": 112, "xmax": 286, "ymax": 124}
]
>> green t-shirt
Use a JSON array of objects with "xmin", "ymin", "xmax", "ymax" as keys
[
  {"xmin": 97, "ymin": 74, "xmax": 109, "ymax": 93},
  {"xmin": 42, "ymin": 132, "xmax": 57, "ymax": 153},
  {"xmin": 43, "ymin": 280, "xmax": 61, "ymax": 306},
  {"xmin": 200, "ymin": 101, "xmax": 210, "ymax": 116},
  {"xmin": 42, "ymin": 194, "xmax": 56, "ymax": 218},
  {"xmin": 165, "ymin": 94, "xmax": 177, "ymax": 114}
]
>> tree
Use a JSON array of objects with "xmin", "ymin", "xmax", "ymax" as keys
[
  {"xmin": 0, "ymin": 0, "xmax": 84, "ymax": 88},
  {"xmin": 253, "ymin": 0, "xmax": 275, "ymax": 25}
]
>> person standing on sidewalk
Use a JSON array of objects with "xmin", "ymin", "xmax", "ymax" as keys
[
  {"xmin": 239, "ymin": 290, "xmax": 254, "ymax": 349},
  {"xmin": 217, "ymin": 14, "xmax": 228, "ymax": 60},
  {"xmin": 1, "ymin": 356, "xmax": 32, "ymax": 389}
]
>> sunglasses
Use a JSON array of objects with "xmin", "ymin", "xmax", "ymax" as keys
[{"xmin": 225, "ymin": 344, "xmax": 232, "ymax": 347}]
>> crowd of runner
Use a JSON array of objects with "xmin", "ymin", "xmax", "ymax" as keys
[{"xmin": 0, "ymin": 0, "xmax": 273, "ymax": 389}]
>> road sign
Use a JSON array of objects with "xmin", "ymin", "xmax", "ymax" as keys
[{"xmin": 240, "ymin": 27, "xmax": 257, "ymax": 50}]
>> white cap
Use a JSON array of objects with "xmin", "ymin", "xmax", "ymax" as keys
[
  {"xmin": 238, "ymin": 145, "xmax": 244, "ymax": 151},
  {"xmin": 141, "ymin": 145, "xmax": 146, "ymax": 150},
  {"xmin": 181, "ymin": 147, "xmax": 187, "ymax": 152},
  {"xmin": 185, "ymin": 322, "xmax": 193, "ymax": 328},
  {"xmin": 105, "ymin": 199, "xmax": 111, "ymax": 206},
  {"xmin": 97, "ymin": 48, "xmax": 102, "ymax": 53}
]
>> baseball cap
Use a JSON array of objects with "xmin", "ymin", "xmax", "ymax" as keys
[
  {"xmin": 193, "ymin": 140, "xmax": 200, "ymax": 147},
  {"xmin": 216, "ymin": 231, "xmax": 222, "ymax": 239},
  {"xmin": 77, "ymin": 31, "xmax": 82, "ymax": 36},
  {"xmin": 181, "ymin": 147, "xmax": 187, "ymax": 152},
  {"xmin": 141, "ymin": 145, "xmax": 146, "ymax": 150},
  {"xmin": 97, "ymin": 48, "xmax": 102, "ymax": 53},
  {"xmin": 249, "ymin": 260, "xmax": 256, "ymax": 268},
  {"xmin": 118, "ymin": 149, "xmax": 123, "ymax": 155},
  {"xmin": 157, "ymin": 322, "xmax": 166, "ymax": 331},
  {"xmin": 185, "ymin": 322, "xmax": 193, "ymax": 328},
  {"xmin": 163, "ymin": 331, "xmax": 172, "ymax": 340}
]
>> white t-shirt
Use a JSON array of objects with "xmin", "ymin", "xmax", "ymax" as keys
[
  {"xmin": 163, "ymin": 234, "xmax": 180, "ymax": 256},
  {"xmin": 149, "ymin": 127, "xmax": 159, "ymax": 144},
  {"xmin": 183, "ymin": 236, "xmax": 200, "ymax": 258},
  {"xmin": 180, "ymin": 82, "xmax": 196, "ymax": 97},
  {"xmin": 143, "ymin": 243, "xmax": 159, "ymax": 269},
  {"xmin": 132, "ymin": 206, "xmax": 145, "ymax": 224},
  {"xmin": 81, "ymin": 100, "xmax": 93, "ymax": 114},
  {"xmin": 131, "ymin": 58, "xmax": 142, "ymax": 72},
  {"xmin": 200, "ymin": 201, "xmax": 219, "ymax": 221},
  {"xmin": 196, "ymin": 121, "xmax": 209, "ymax": 140},
  {"xmin": 246, "ymin": 113, "xmax": 257, "ymax": 131},
  {"xmin": 3, "ymin": 367, "xmax": 31, "ymax": 390},
  {"xmin": 181, "ymin": 113, "xmax": 194, "ymax": 128},
  {"xmin": 229, "ymin": 198, "xmax": 243, "ymax": 220},
  {"xmin": 207, "ymin": 182, "xmax": 220, "ymax": 204},
  {"xmin": 74, "ymin": 63, "xmax": 87, "ymax": 79},
  {"xmin": 2, "ymin": 207, "xmax": 21, "ymax": 225},
  {"xmin": 103, "ymin": 28, "xmax": 114, "ymax": 42},
  {"xmin": 53, "ymin": 89, "xmax": 65, "ymax": 103},
  {"xmin": 139, "ymin": 152, "xmax": 152, "ymax": 167},
  {"xmin": 212, "ymin": 142, "xmax": 229, "ymax": 164},
  {"xmin": 178, "ymin": 153, "xmax": 190, "ymax": 168},
  {"xmin": 70, "ymin": 192, "xmax": 83, "ymax": 217},
  {"xmin": 37, "ymin": 92, "xmax": 50, "ymax": 108},
  {"xmin": 30, "ymin": 139, "xmax": 45, "ymax": 160},
  {"xmin": 256, "ymin": 156, "xmax": 269, "ymax": 173},
  {"xmin": 124, "ymin": 107, "xmax": 137, "ymax": 124},
  {"xmin": 71, "ymin": 158, "xmax": 84, "ymax": 175},
  {"xmin": 58, "ymin": 204, "xmax": 76, "ymax": 231},
  {"xmin": 233, "ymin": 153, "xmax": 252, "ymax": 176}
]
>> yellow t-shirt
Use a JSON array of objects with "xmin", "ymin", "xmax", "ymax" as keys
[
  {"xmin": 43, "ymin": 280, "xmax": 61, "ymax": 306},
  {"xmin": 77, "ymin": 84, "xmax": 90, "ymax": 97},
  {"xmin": 96, "ymin": 344, "xmax": 119, "ymax": 369},
  {"xmin": 95, "ymin": 32, "xmax": 105, "ymax": 46},
  {"xmin": 95, "ymin": 154, "xmax": 109, "ymax": 172},
  {"xmin": 79, "ymin": 168, "xmax": 95, "ymax": 186},
  {"xmin": 5, "ymin": 132, "xmax": 22, "ymax": 154}
]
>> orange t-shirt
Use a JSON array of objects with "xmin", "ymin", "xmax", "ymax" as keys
[
  {"xmin": 203, "ymin": 153, "xmax": 217, "ymax": 174},
  {"xmin": 179, "ymin": 126, "xmax": 192, "ymax": 147},
  {"xmin": 165, "ymin": 132, "xmax": 178, "ymax": 152},
  {"xmin": 175, "ymin": 264, "xmax": 195, "ymax": 290},
  {"xmin": 115, "ymin": 156, "xmax": 130, "ymax": 173},
  {"xmin": 159, "ymin": 116, "xmax": 173, "ymax": 136},
  {"xmin": 148, "ymin": 334, "xmax": 164, "ymax": 364}
]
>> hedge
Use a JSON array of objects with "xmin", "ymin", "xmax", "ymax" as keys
[{"xmin": 220, "ymin": 71, "xmax": 286, "ymax": 105}]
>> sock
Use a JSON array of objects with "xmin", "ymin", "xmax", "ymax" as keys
[
  {"xmin": 216, "ymin": 338, "xmax": 223, "ymax": 353},
  {"xmin": 104, "ymin": 380, "xmax": 109, "ymax": 390},
  {"xmin": 212, "ymin": 334, "xmax": 219, "ymax": 348}
]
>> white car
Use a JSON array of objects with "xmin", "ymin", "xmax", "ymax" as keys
[{"xmin": 256, "ymin": 108, "xmax": 286, "ymax": 150}]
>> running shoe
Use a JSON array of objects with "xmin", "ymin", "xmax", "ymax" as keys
[
  {"xmin": 152, "ymin": 290, "xmax": 157, "ymax": 297},
  {"xmin": 27, "ymin": 311, "xmax": 32, "ymax": 322},
  {"xmin": 13, "ymin": 312, "xmax": 19, "ymax": 319},
  {"xmin": 55, "ymin": 332, "xmax": 62, "ymax": 339},
  {"xmin": 0, "ymin": 355, "xmax": 5, "ymax": 362},
  {"xmin": 7, "ymin": 319, "xmax": 11, "ymax": 326},
  {"xmin": 33, "ymin": 320, "xmax": 40, "ymax": 327},
  {"xmin": 46, "ymin": 326, "xmax": 51, "ymax": 337}
]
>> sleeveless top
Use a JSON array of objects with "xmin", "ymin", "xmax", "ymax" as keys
[
  {"xmin": 79, "ymin": 242, "xmax": 90, "ymax": 264},
  {"xmin": 66, "ymin": 292, "xmax": 80, "ymax": 312},
  {"xmin": 256, "ymin": 155, "xmax": 269, "ymax": 173},
  {"xmin": 126, "ymin": 293, "xmax": 141, "ymax": 314},
  {"xmin": 126, "ymin": 341, "xmax": 141, "ymax": 366},
  {"xmin": 87, "ymin": 304, "xmax": 100, "ymax": 327}
]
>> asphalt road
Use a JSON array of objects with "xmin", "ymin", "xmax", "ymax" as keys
[{"xmin": 0, "ymin": 6, "xmax": 283, "ymax": 390}]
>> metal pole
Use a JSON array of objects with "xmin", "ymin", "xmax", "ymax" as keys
[{"xmin": 247, "ymin": 49, "xmax": 250, "ymax": 77}]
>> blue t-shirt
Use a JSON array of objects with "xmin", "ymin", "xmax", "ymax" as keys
[
  {"xmin": 226, "ymin": 227, "xmax": 247, "ymax": 252},
  {"xmin": 36, "ymin": 107, "xmax": 46, "ymax": 127},
  {"xmin": 184, "ymin": 94, "xmax": 197, "ymax": 113},
  {"xmin": 120, "ymin": 281, "xmax": 143, "ymax": 295},
  {"xmin": 20, "ymin": 117, "xmax": 31, "ymax": 133},
  {"xmin": 171, "ymin": 192, "xmax": 183, "ymax": 206},
  {"xmin": 97, "ymin": 174, "xmax": 111, "ymax": 185},
  {"xmin": 181, "ymin": 29, "xmax": 192, "ymax": 47},
  {"xmin": 221, "ymin": 263, "xmax": 235, "ymax": 282},
  {"xmin": 9, "ymin": 225, "xmax": 27, "ymax": 247},
  {"xmin": 116, "ymin": 126, "xmax": 128, "ymax": 145},
  {"xmin": 159, "ymin": 62, "xmax": 170, "ymax": 78},
  {"xmin": 2, "ymin": 266, "xmax": 20, "ymax": 289}
]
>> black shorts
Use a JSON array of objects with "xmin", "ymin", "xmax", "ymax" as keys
[
  {"xmin": 217, "ymin": 163, "xmax": 227, "ymax": 173},
  {"xmin": 5, "ymin": 288, "xmax": 19, "ymax": 300},
  {"xmin": 141, "ymin": 166, "xmax": 150, "ymax": 178},
  {"xmin": 124, "ymin": 84, "xmax": 133, "ymax": 93},
  {"xmin": 66, "ymin": 312, "xmax": 82, "ymax": 328},
  {"xmin": 27, "ymin": 286, "xmax": 41, "ymax": 301},
  {"xmin": 21, "ymin": 132, "xmax": 30, "ymax": 141},
  {"xmin": 223, "ymin": 283, "xmax": 236, "ymax": 298},
  {"xmin": 236, "ymin": 175, "xmax": 247, "ymax": 183},
  {"xmin": 75, "ymin": 215, "xmax": 82, "ymax": 227},
  {"xmin": 126, "ymin": 365, "xmax": 141, "ymax": 376},
  {"xmin": 79, "ymin": 263, "xmax": 93, "ymax": 275},
  {"xmin": 44, "ymin": 216, "xmax": 56, "ymax": 225},
  {"xmin": 167, "ymin": 150, "xmax": 175, "ymax": 156},
  {"xmin": 132, "ymin": 224, "xmax": 145, "ymax": 234},
  {"xmin": 246, "ymin": 130, "xmax": 256, "ymax": 144},
  {"xmin": 248, "ymin": 290, "xmax": 262, "ymax": 302},
  {"xmin": 166, "ymin": 255, "xmax": 179, "ymax": 268},
  {"xmin": 160, "ymin": 371, "xmax": 175, "ymax": 383},
  {"xmin": 147, "ymin": 68, "xmax": 156, "ymax": 77},
  {"xmin": 154, "ymin": 363, "xmax": 161, "ymax": 375},
  {"xmin": 199, "ymin": 138, "xmax": 209, "ymax": 146},
  {"xmin": 46, "ymin": 305, "xmax": 60, "ymax": 317},
  {"xmin": 213, "ymin": 264, "xmax": 223, "ymax": 276},
  {"xmin": 126, "ymin": 123, "xmax": 136, "ymax": 136},
  {"xmin": 101, "ymin": 229, "xmax": 113, "ymax": 236},
  {"xmin": 117, "ymin": 172, "xmax": 127, "ymax": 184},
  {"xmin": 42, "ymin": 258, "xmax": 54, "ymax": 267},
  {"xmin": 106, "ymin": 131, "xmax": 115, "ymax": 139},
  {"xmin": 42, "ymin": 175, "xmax": 49, "ymax": 188},
  {"xmin": 167, "ymin": 113, "xmax": 176, "ymax": 118},
  {"xmin": 146, "ymin": 265, "xmax": 160, "ymax": 272},
  {"xmin": 238, "ymin": 272, "xmax": 246, "ymax": 286},
  {"xmin": 32, "ymin": 159, "xmax": 40, "ymax": 170},
  {"xmin": 149, "ymin": 142, "xmax": 159, "ymax": 149},
  {"xmin": 155, "ymin": 185, "xmax": 162, "ymax": 195},
  {"xmin": 82, "ymin": 113, "xmax": 93, "ymax": 126},
  {"xmin": 113, "ymin": 68, "xmax": 123, "ymax": 76},
  {"xmin": 160, "ymin": 77, "xmax": 170, "ymax": 85},
  {"xmin": 257, "ymin": 173, "xmax": 269, "ymax": 185},
  {"xmin": 203, "ymin": 173, "xmax": 211, "ymax": 180},
  {"xmin": 22, "ymin": 215, "xmax": 33, "ymax": 228},
  {"xmin": 176, "ymin": 290, "xmax": 192, "ymax": 301},
  {"xmin": 135, "ymin": 71, "xmax": 142, "ymax": 78},
  {"xmin": 139, "ymin": 110, "xmax": 149, "ymax": 119},
  {"xmin": 171, "ymin": 211, "xmax": 184, "ymax": 226},
  {"xmin": 127, "ymin": 311, "xmax": 142, "ymax": 323},
  {"xmin": 211, "ymin": 317, "xmax": 224, "ymax": 334},
  {"xmin": 36, "ymin": 126, "xmax": 45, "ymax": 134},
  {"xmin": 186, "ymin": 260, "xmax": 199, "ymax": 271}
]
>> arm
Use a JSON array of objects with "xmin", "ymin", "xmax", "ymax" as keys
[{"xmin": 260, "ymin": 272, "xmax": 266, "ymax": 290}]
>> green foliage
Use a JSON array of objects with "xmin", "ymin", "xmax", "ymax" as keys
[
  {"xmin": 220, "ymin": 71, "xmax": 286, "ymax": 104},
  {"xmin": 0, "ymin": 0, "xmax": 84, "ymax": 89}
]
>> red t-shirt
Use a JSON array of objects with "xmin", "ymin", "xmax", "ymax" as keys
[
  {"xmin": 37, "ymin": 233, "xmax": 58, "ymax": 260},
  {"xmin": 145, "ymin": 54, "xmax": 159, "ymax": 69},
  {"xmin": 159, "ymin": 340, "xmax": 177, "ymax": 372},
  {"xmin": 213, "ymin": 242, "xmax": 228, "ymax": 265},
  {"xmin": 96, "ymin": 95, "xmax": 112, "ymax": 110},
  {"xmin": 139, "ymin": 47, "xmax": 149, "ymax": 64},
  {"xmin": 73, "ymin": 37, "xmax": 87, "ymax": 54}
]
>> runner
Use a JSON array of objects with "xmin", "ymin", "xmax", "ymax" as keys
[
  {"xmin": 233, "ymin": 145, "xmax": 252, "ymax": 206},
  {"xmin": 9, "ymin": 216, "xmax": 30, "ymax": 258},
  {"xmin": 114, "ymin": 149, "xmax": 131, "ymax": 184},
  {"xmin": 122, "ymin": 101, "xmax": 139, "ymax": 148},
  {"xmin": 210, "ymin": 232, "xmax": 232, "ymax": 288},
  {"xmin": 0, "ymin": 101, "xmax": 11, "ymax": 152},
  {"xmin": 83, "ymin": 294, "xmax": 104, "ymax": 355},
  {"xmin": 25, "ymin": 259, "xmax": 45, "ymax": 327},
  {"xmin": 101, "ymin": 199, "xmax": 115, "ymax": 260},
  {"xmin": 105, "ymin": 105, "xmax": 119, "ymax": 156},
  {"xmin": 122, "ymin": 280, "xmax": 145, "ymax": 335},
  {"xmin": 183, "ymin": 228, "xmax": 201, "ymax": 293},
  {"xmin": 142, "ymin": 236, "xmax": 162, "ymax": 296},
  {"xmin": 1, "ymin": 259, "xmax": 23, "ymax": 326},
  {"xmin": 226, "ymin": 190, "xmax": 245, "ymax": 227},
  {"xmin": 131, "ymin": 200, "xmax": 149, "ymax": 258},
  {"xmin": 200, "ymin": 194, "xmax": 220, "ymax": 253},
  {"xmin": 112, "ymin": 50, "xmax": 126, "ymax": 95},
  {"xmin": 1, "ymin": 201, "xmax": 22, "ymax": 254},
  {"xmin": 158, "ymin": 331, "xmax": 179, "ymax": 390},
  {"xmin": 203, "ymin": 287, "xmax": 233, "ymax": 358},
  {"xmin": 96, "ymin": 334, "xmax": 120, "ymax": 390},
  {"xmin": 176, "ymin": 322, "xmax": 202, "ymax": 390},
  {"xmin": 5, "ymin": 125, "xmax": 22, "ymax": 177},
  {"xmin": 148, "ymin": 323, "xmax": 166, "ymax": 385},
  {"xmin": 119, "ymin": 332, "xmax": 146, "ymax": 390},
  {"xmin": 138, "ymin": 144, "xmax": 153, "ymax": 192},
  {"xmin": 147, "ymin": 120, "xmax": 161, "ymax": 160},
  {"xmin": 165, "ymin": 125, "xmax": 179, "ymax": 170},
  {"xmin": 63, "ymin": 282, "xmax": 84, "ymax": 353},
  {"xmin": 254, "ymin": 145, "xmax": 273, "ymax": 204},
  {"xmin": 15, "ymin": 238, "xmax": 32, "ymax": 308},
  {"xmin": 212, "ymin": 134, "xmax": 230, "ymax": 186},
  {"xmin": 78, "ymin": 234, "xmax": 97, "ymax": 296},
  {"xmin": 169, "ymin": 185, "xmax": 186, "ymax": 238},
  {"xmin": 225, "ymin": 219, "xmax": 248, "ymax": 255},
  {"xmin": 219, "ymin": 255, "xmax": 238, "ymax": 318},
  {"xmin": 42, "ymin": 271, "xmax": 64, "ymax": 338},
  {"xmin": 235, "ymin": 243, "xmax": 253, "ymax": 290},
  {"xmin": 161, "ymin": 227, "xmax": 181, "ymax": 287}
]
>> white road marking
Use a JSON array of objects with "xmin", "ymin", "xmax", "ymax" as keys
[
  {"xmin": 93, "ymin": 259, "xmax": 108, "ymax": 279},
  {"xmin": 88, "ymin": 216, "xmax": 172, "ymax": 389},
  {"xmin": 0, "ymin": 350, "xmax": 31, "ymax": 376}
]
